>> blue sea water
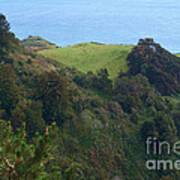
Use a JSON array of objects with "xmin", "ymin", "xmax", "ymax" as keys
[{"xmin": 0, "ymin": 0, "xmax": 180, "ymax": 52}]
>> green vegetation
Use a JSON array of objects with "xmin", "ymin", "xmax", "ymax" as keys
[
  {"xmin": 21, "ymin": 36, "xmax": 56, "ymax": 47},
  {"xmin": 21, "ymin": 36, "xmax": 57, "ymax": 51},
  {"xmin": 0, "ymin": 120, "xmax": 61, "ymax": 179},
  {"xmin": 127, "ymin": 38, "xmax": 180, "ymax": 95},
  {"xmin": 1, "ymin": 14, "xmax": 180, "ymax": 180},
  {"xmin": 39, "ymin": 43, "xmax": 133, "ymax": 79}
]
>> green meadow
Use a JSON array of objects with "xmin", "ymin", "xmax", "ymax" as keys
[{"xmin": 39, "ymin": 43, "xmax": 133, "ymax": 79}]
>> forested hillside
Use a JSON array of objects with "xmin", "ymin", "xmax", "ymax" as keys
[{"xmin": 1, "ymin": 14, "xmax": 180, "ymax": 180}]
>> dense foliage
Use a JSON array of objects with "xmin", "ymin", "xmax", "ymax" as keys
[
  {"xmin": 127, "ymin": 38, "xmax": 180, "ymax": 95},
  {"xmin": 0, "ymin": 14, "xmax": 19, "ymax": 63},
  {"xmin": 0, "ymin": 14, "xmax": 180, "ymax": 180}
]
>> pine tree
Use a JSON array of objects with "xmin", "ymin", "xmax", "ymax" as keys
[
  {"xmin": 0, "ymin": 14, "xmax": 19, "ymax": 63},
  {"xmin": 0, "ymin": 14, "xmax": 10, "ymax": 58},
  {"xmin": 0, "ymin": 120, "xmax": 62, "ymax": 179}
]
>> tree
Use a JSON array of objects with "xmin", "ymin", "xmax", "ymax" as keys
[
  {"xmin": 0, "ymin": 65, "xmax": 20, "ymax": 116},
  {"xmin": 34, "ymin": 71, "xmax": 72, "ymax": 127},
  {"xmin": 154, "ymin": 112, "xmax": 177, "ymax": 142},
  {"xmin": 64, "ymin": 162, "xmax": 85, "ymax": 180},
  {"xmin": 140, "ymin": 121, "xmax": 158, "ymax": 141},
  {"xmin": 0, "ymin": 14, "xmax": 9, "ymax": 33},
  {"xmin": 172, "ymin": 112, "xmax": 180, "ymax": 137},
  {"xmin": 0, "ymin": 14, "xmax": 10, "ymax": 48},
  {"xmin": 10, "ymin": 100, "xmax": 45, "ymax": 138},
  {"xmin": 127, "ymin": 38, "xmax": 180, "ymax": 95},
  {"xmin": 113, "ymin": 74, "xmax": 154, "ymax": 113},
  {"xmin": 0, "ymin": 14, "xmax": 19, "ymax": 63},
  {"xmin": 0, "ymin": 120, "xmax": 61, "ymax": 179},
  {"xmin": 95, "ymin": 68, "xmax": 112, "ymax": 94},
  {"xmin": 0, "ymin": 14, "xmax": 10, "ymax": 58}
]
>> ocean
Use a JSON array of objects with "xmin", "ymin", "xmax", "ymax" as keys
[{"xmin": 0, "ymin": 0, "xmax": 180, "ymax": 52}]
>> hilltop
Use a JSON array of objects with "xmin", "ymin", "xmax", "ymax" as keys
[
  {"xmin": 21, "ymin": 35, "xmax": 57, "ymax": 51},
  {"xmin": 127, "ymin": 38, "xmax": 180, "ymax": 95},
  {"xmin": 38, "ymin": 42, "xmax": 133, "ymax": 79}
]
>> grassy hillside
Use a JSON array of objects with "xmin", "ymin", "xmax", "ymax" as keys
[{"xmin": 39, "ymin": 43, "xmax": 133, "ymax": 79}]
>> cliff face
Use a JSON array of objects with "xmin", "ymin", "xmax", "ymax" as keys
[{"xmin": 127, "ymin": 38, "xmax": 180, "ymax": 95}]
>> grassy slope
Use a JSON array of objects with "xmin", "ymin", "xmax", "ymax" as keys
[{"xmin": 39, "ymin": 43, "xmax": 133, "ymax": 79}]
